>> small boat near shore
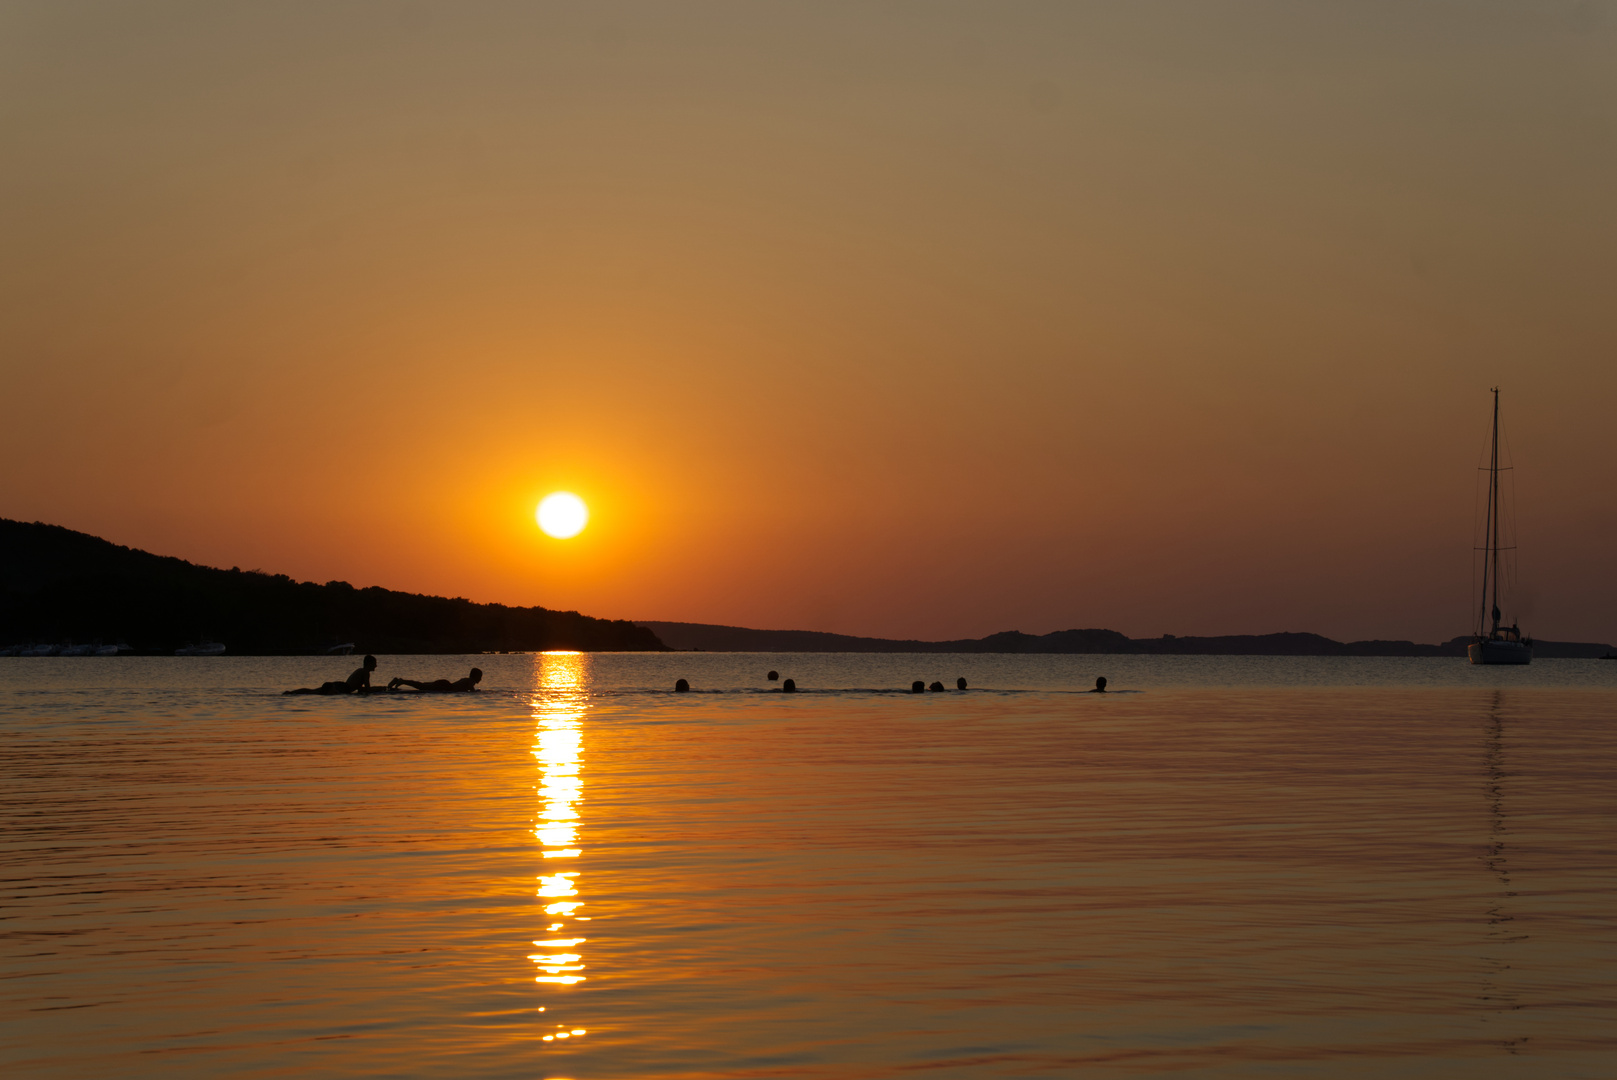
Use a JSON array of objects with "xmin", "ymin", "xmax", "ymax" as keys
[
  {"xmin": 2, "ymin": 642, "xmax": 132, "ymax": 657},
  {"xmin": 175, "ymin": 641, "xmax": 227, "ymax": 656},
  {"xmin": 1468, "ymin": 388, "xmax": 1531, "ymax": 666}
]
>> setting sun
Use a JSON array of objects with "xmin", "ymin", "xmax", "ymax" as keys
[{"xmin": 537, "ymin": 493, "xmax": 589, "ymax": 539}]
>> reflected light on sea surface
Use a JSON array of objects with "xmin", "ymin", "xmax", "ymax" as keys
[{"xmin": 532, "ymin": 652, "xmax": 589, "ymax": 993}]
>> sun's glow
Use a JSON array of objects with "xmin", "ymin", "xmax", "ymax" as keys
[{"xmin": 537, "ymin": 492, "xmax": 588, "ymax": 538}]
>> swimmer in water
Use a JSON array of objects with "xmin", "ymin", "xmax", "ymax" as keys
[
  {"xmin": 1090, "ymin": 677, "xmax": 1108, "ymax": 693},
  {"xmin": 284, "ymin": 654, "xmax": 378, "ymax": 695},
  {"xmin": 388, "ymin": 668, "xmax": 483, "ymax": 693}
]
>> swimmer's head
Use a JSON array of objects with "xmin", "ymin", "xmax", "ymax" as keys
[
  {"xmin": 363, "ymin": 654, "xmax": 377, "ymax": 669},
  {"xmin": 470, "ymin": 668, "xmax": 483, "ymax": 683}
]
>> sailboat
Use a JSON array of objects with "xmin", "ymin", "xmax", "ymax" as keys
[{"xmin": 1468, "ymin": 388, "xmax": 1531, "ymax": 665}]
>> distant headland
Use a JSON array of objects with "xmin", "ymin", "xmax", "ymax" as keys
[
  {"xmin": 640, "ymin": 621, "xmax": 1617, "ymax": 659},
  {"xmin": 0, "ymin": 520, "xmax": 665, "ymax": 655}
]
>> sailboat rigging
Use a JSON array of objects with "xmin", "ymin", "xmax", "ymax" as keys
[{"xmin": 1468, "ymin": 387, "xmax": 1531, "ymax": 666}]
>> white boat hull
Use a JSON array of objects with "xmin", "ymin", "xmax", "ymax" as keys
[{"xmin": 1468, "ymin": 640, "xmax": 1532, "ymax": 665}]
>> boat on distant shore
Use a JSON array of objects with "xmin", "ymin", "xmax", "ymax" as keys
[
  {"xmin": 1, "ymin": 641, "xmax": 131, "ymax": 656},
  {"xmin": 1468, "ymin": 388, "xmax": 1531, "ymax": 666},
  {"xmin": 175, "ymin": 641, "xmax": 227, "ymax": 656}
]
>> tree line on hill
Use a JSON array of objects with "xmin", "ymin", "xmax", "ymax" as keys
[{"xmin": 0, "ymin": 519, "xmax": 665, "ymax": 654}]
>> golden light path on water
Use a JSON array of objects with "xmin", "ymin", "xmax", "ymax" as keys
[{"xmin": 530, "ymin": 651, "xmax": 589, "ymax": 1050}]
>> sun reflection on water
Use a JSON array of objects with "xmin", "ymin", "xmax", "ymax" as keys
[{"xmin": 531, "ymin": 652, "xmax": 588, "ymax": 995}]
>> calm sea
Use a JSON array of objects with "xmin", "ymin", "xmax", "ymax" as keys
[{"xmin": 3, "ymin": 654, "xmax": 1615, "ymax": 1078}]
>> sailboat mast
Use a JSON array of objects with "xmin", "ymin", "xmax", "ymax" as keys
[
  {"xmin": 1492, "ymin": 388, "xmax": 1504, "ymax": 635},
  {"xmin": 1485, "ymin": 387, "xmax": 1501, "ymax": 637}
]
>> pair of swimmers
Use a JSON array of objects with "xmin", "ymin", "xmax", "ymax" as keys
[
  {"xmin": 911, "ymin": 678, "xmax": 969, "ymax": 693},
  {"xmin": 283, "ymin": 655, "xmax": 483, "ymax": 695}
]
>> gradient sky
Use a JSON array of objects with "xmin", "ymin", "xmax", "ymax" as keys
[{"xmin": 3, "ymin": 1, "xmax": 1614, "ymax": 644}]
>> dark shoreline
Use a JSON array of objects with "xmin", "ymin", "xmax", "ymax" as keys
[
  {"xmin": 8, "ymin": 518, "xmax": 1610, "ymax": 659},
  {"xmin": 639, "ymin": 621, "xmax": 1617, "ymax": 659}
]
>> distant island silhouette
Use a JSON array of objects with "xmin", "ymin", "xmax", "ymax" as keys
[
  {"xmin": 639, "ymin": 621, "xmax": 1617, "ymax": 659},
  {"xmin": 0, "ymin": 520, "xmax": 665, "ymax": 655}
]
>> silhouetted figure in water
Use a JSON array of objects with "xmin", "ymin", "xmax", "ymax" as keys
[
  {"xmin": 1091, "ymin": 677, "xmax": 1107, "ymax": 693},
  {"xmin": 782, "ymin": 678, "xmax": 797, "ymax": 693},
  {"xmin": 388, "ymin": 668, "xmax": 483, "ymax": 693},
  {"xmin": 956, "ymin": 677, "xmax": 967, "ymax": 690},
  {"xmin": 929, "ymin": 681, "xmax": 945, "ymax": 692},
  {"xmin": 767, "ymin": 670, "xmax": 779, "ymax": 681},
  {"xmin": 675, "ymin": 678, "xmax": 690, "ymax": 692},
  {"xmin": 911, "ymin": 680, "xmax": 925, "ymax": 693},
  {"xmin": 284, "ymin": 654, "xmax": 377, "ymax": 695}
]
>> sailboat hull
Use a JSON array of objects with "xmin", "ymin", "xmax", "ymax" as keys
[{"xmin": 1468, "ymin": 640, "xmax": 1532, "ymax": 665}]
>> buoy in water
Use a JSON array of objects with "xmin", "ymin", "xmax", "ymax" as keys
[{"xmin": 767, "ymin": 670, "xmax": 779, "ymax": 681}]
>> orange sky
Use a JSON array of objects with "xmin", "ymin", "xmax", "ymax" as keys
[{"xmin": 3, "ymin": 3, "xmax": 1614, "ymax": 644}]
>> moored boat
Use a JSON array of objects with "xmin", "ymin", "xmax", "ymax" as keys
[
  {"xmin": 175, "ymin": 641, "xmax": 227, "ymax": 656},
  {"xmin": 1468, "ymin": 388, "xmax": 1531, "ymax": 666},
  {"xmin": 1469, "ymin": 634, "xmax": 1531, "ymax": 665}
]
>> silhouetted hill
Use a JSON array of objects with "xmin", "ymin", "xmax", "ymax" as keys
[
  {"xmin": 638, "ymin": 621, "xmax": 1614, "ymax": 658},
  {"xmin": 0, "ymin": 519, "xmax": 666, "ymax": 654}
]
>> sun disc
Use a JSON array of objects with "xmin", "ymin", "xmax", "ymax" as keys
[{"xmin": 537, "ymin": 493, "xmax": 588, "ymax": 538}]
